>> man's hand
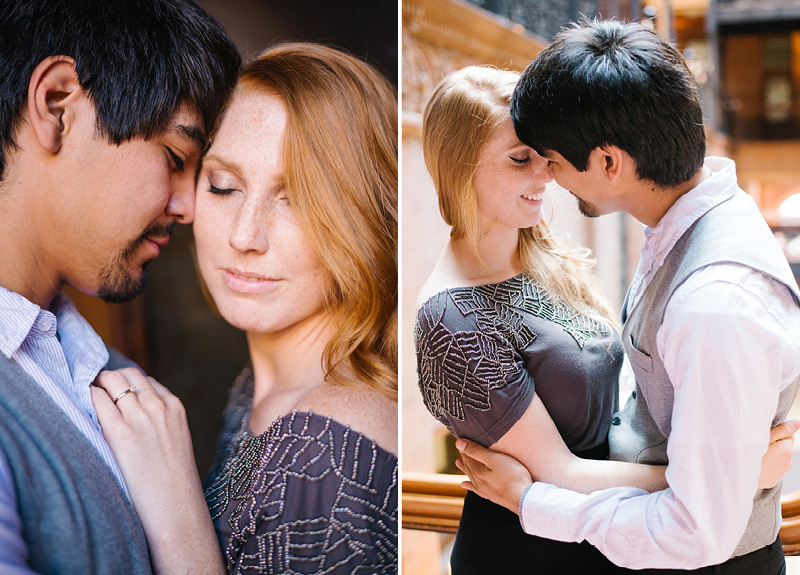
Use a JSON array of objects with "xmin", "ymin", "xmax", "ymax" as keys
[
  {"xmin": 758, "ymin": 419, "xmax": 800, "ymax": 489},
  {"xmin": 454, "ymin": 438, "xmax": 533, "ymax": 514}
]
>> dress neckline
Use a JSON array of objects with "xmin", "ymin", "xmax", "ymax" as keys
[
  {"xmin": 240, "ymin": 406, "xmax": 398, "ymax": 461},
  {"xmin": 418, "ymin": 272, "xmax": 528, "ymax": 311}
]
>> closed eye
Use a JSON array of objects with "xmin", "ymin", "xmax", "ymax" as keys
[
  {"xmin": 207, "ymin": 180, "xmax": 235, "ymax": 195},
  {"xmin": 509, "ymin": 156, "xmax": 529, "ymax": 165},
  {"xmin": 274, "ymin": 183, "xmax": 290, "ymax": 205},
  {"xmin": 166, "ymin": 147, "xmax": 185, "ymax": 172}
]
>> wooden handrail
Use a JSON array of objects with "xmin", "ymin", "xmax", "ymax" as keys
[
  {"xmin": 403, "ymin": 471, "xmax": 467, "ymax": 497},
  {"xmin": 782, "ymin": 490, "xmax": 800, "ymax": 555},
  {"xmin": 403, "ymin": 472, "xmax": 800, "ymax": 556},
  {"xmin": 402, "ymin": 472, "xmax": 467, "ymax": 533}
]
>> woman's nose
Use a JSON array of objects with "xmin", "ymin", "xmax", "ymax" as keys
[{"xmin": 229, "ymin": 199, "xmax": 268, "ymax": 254}]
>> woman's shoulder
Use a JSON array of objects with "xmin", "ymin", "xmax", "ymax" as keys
[
  {"xmin": 294, "ymin": 383, "xmax": 398, "ymax": 456},
  {"xmin": 416, "ymin": 244, "xmax": 478, "ymax": 309},
  {"xmin": 416, "ymin": 273, "xmax": 535, "ymax": 350},
  {"xmin": 416, "ymin": 264, "xmax": 462, "ymax": 310}
]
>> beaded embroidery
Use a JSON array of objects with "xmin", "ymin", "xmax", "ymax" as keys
[
  {"xmin": 416, "ymin": 274, "xmax": 609, "ymax": 422},
  {"xmin": 205, "ymin": 373, "xmax": 398, "ymax": 575}
]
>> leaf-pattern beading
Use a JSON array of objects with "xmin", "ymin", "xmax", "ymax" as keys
[
  {"xmin": 415, "ymin": 274, "xmax": 609, "ymax": 422},
  {"xmin": 205, "ymin": 403, "xmax": 398, "ymax": 574}
]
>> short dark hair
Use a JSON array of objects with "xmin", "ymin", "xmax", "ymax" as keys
[
  {"xmin": 0, "ymin": 0, "xmax": 241, "ymax": 179},
  {"xmin": 511, "ymin": 19, "xmax": 705, "ymax": 188}
]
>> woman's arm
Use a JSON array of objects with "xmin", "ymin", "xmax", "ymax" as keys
[
  {"xmin": 92, "ymin": 368, "xmax": 226, "ymax": 575},
  {"xmin": 491, "ymin": 393, "xmax": 668, "ymax": 494},
  {"xmin": 456, "ymin": 396, "xmax": 799, "ymax": 513}
]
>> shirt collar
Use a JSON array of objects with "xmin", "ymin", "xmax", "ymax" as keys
[
  {"xmin": 51, "ymin": 292, "xmax": 109, "ymax": 372},
  {"xmin": 641, "ymin": 157, "xmax": 739, "ymax": 268},
  {"xmin": 0, "ymin": 284, "xmax": 108, "ymax": 370},
  {"xmin": 0, "ymin": 284, "xmax": 41, "ymax": 358}
]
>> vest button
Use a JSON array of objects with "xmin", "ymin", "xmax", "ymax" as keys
[
  {"xmin": 632, "ymin": 390, "xmax": 637, "ymax": 399},
  {"xmin": 611, "ymin": 416, "xmax": 621, "ymax": 425}
]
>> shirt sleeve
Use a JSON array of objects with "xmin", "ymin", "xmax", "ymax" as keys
[
  {"xmin": 0, "ymin": 446, "xmax": 39, "ymax": 575},
  {"xmin": 415, "ymin": 291, "xmax": 536, "ymax": 447},
  {"xmin": 519, "ymin": 266, "xmax": 800, "ymax": 569},
  {"xmin": 617, "ymin": 354, "xmax": 636, "ymax": 397}
]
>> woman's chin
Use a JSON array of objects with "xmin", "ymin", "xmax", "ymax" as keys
[
  {"xmin": 213, "ymin": 301, "xmax": 330, "ymax": 338},
  {"xmin": 219, "ymin": 311, "xmax": 271, "ymax": 334}
]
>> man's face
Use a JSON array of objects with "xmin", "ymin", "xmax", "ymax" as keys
[
  {"xmin": 52, "ymin": 103, "xmax": 204, "ymax": 303},
  {"xmin": 540, "ymin": 150, "xmax": 607, "ymax": 218}
]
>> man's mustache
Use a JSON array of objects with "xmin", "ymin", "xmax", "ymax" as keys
[{"xmin": 121, "ymin": 222, "xmax": 175, "ymax": 260}]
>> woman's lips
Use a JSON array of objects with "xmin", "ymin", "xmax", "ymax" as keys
[
  {"xmin": 223, "ymin": 269, "xmax": 280, "ymax": 294},
  {"xmin": 521, "ymin": 189, "xmax": 545, "ymax": 206}
]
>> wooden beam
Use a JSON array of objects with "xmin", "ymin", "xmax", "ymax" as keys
[
  {"xmin": 403, "ymin": 0, "xmax": 546, "ymax": 70},
  {"xmin": 402, "ymin": 472, "xmax": 467, "ymax": 532}
]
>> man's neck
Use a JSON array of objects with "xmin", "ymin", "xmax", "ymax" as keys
[
  {"xmin": 0, "ymin": 185, "xmax": 62, "ymax": 309},
  {"xmin": 631, "ymin": 165, "xmax": 711, "ymax": 228}
]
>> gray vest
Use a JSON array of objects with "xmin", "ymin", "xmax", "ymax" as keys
[
  {"xmin": 0, "ymin": 354, "xmax": 153, "ymax": 574},
  {"xmin": 609, "ymin": 189, "xmax": 800, "ymax": 558}
]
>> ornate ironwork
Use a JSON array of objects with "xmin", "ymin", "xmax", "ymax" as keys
[{"xmin": 465, "ymin": 0, "xmax": 601, "ymax": 40}]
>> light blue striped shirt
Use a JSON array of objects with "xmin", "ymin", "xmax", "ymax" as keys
[{"xmin": 0, "ymin": 285, "xmax": 130, "ymax": 572}]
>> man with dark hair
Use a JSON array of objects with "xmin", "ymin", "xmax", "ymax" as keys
[
  {"xmin": 456, "ymin": 19, "xmax": 800, "ymax": 573},
  {"xmin": 0, "ymin": 1, "xmax": 239, "ymax": 572}
]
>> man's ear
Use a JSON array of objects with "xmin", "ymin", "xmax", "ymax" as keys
[
  {"xmin": 591, "ymin": 145, "xmax": 626, "ymax": 184},
  {"xmin": 27, "ymin": 56, "xmax": 82, "ymax": 155}
]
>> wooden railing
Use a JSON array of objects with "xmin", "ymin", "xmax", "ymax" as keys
[
  {"xmin": 403, "ymin": 472, "xmax": 800, "ymax": 555},
  {"xmin": 782, "ymin": 490, "xmax": 800, "ymax": 555},
  {"xmin": 402, "ymin": 472, "xmax": 467, "ymax": 533}
]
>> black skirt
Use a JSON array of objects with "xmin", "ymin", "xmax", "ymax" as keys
[
  {"xmin": 451, "ymin": 490, "xmax": 623, "ymax": 575},
  {"xmin": 451, "ymin": 442, "xmax": 623, "ymax": 575}
]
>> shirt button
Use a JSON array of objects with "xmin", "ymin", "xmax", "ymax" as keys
[
  {"xmin": 632, "ymin": 390, "xmax": 637, "ymax": 399},
  {"xmin": 611, "ymin": 416, "xmax": 621, "ymax": 425},
  {"xmin": 37, "ymin": 316, "xmax": 53, "ymax": 332}
]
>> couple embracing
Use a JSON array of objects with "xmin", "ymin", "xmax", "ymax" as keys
[
  {"xmin": 0, "ymin": 0, "xmax": 397, "ymax": 574},
  {"xmin": 416, "ymin": 18, "xmax": 800, "ymax": 575}
]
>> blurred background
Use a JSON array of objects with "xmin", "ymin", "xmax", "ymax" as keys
[
  {"xmin": 66, "ymin": 0, "xmax": 398, "ymax": 476},
  {"xmin": 401, "ymin": 0, "xmax": 800, "ymax": 572}
]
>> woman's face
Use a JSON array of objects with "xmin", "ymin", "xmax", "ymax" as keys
[
  {"xmin": 472, "ymin": 117, "xmax": 553, "ymax": 232},
  {"xmin": 194, "ymin": 89, "xmax": 328, "ymax": 335}
]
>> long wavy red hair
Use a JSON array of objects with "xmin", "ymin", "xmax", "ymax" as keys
[{"xmin": 238, "ymin": 43, "xmax": 398, "ymax": 399}]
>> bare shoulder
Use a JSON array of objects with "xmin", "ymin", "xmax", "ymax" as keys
[
  {"xmin": 417, "ymin": 274, "xmax": 450, "ymax": 310},
  {"xmin": 417, "ymin": 247, "xmax": 465, "ymax": 309},
  {"xmin": 295, "ymin": 383, "xmax": 398, "ymax": 455},
  {"xmin": 417, "ymin": 243, "xmax": 509, "ymax": 308}
]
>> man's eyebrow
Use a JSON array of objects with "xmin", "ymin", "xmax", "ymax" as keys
[{"xmin": 170, "ymin": 123, "xmax": 208, "ymax": 152}]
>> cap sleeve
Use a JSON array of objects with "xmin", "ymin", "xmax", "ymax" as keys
[{"xmin": 415, "ymin": 289, "xmax": 536, "ymax": 447}]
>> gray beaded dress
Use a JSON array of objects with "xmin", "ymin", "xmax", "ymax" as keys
[
  {"xmin": 204, "ymin": 368, "xmax": 398, "ymax": 575},
  {"xmin": 416, "ymin": 274, "xmax": 625, "ymax": 574}
]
